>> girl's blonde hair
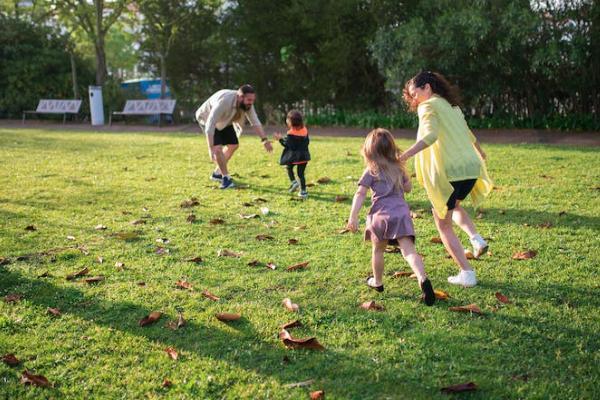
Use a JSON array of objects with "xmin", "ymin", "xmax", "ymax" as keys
[{"xmin": 361, "ymin": 128, "xmax": 407, "ymax": 191}]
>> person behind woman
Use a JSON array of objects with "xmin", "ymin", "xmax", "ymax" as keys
[{"xmin": 400, "ymin": 71, "xmax": 493, "ymax": 288}]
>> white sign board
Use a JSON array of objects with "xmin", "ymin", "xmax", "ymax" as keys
[
  {"xmin": 36, "ymin": 100, "xmax": 82, "ymax": 114},
  {"xmin": 122, "ymin": 100, "xmax": 176, "ymax": 115}
]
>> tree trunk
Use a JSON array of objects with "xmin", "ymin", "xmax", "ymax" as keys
[
  {"xmin": 94, "ymin": 0, "xmax": 107, "ymax": 86},
  {"xmin": 160, "ymin": 53, "xmax": 167, "ymax": 99},
  {"xmin": 70, "ymin": 52, "xmax": 79, "ymax": 99}
]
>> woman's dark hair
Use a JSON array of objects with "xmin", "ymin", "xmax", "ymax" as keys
[
  {"xmin": 402, "ymin": 71, "xmax": 461, "ymax": 111},
  {"xmin": 286, "ymin": 109, "xmax": 304, "ymax": 128}
]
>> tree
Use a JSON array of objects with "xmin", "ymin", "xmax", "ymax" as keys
[{"xmin": 51, "ymin": 0, "xmax": 128, "ymax": 86}]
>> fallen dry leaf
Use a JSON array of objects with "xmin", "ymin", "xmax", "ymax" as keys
[
  {"xmin": 512, "ymin": 250, "xmax": 537, "ymax": 260},
  {"xmin": 2, "ymin": 354, "xmax": 20, "ymax": 366},
  {"xmin": 210, "ymin": 218, "xmax": 225, "ymax": 225},
  {"xmin": 180, "ymin": 198, "xmax": 199, "ymax": 208},
  {"xmin": 218, "ymin": 249, "xmax": 241, "ymax": 258},
  {"xmin": 95, "ymin": 224, "xmax": 107, "ymax": 230},
  {"xmin": 115, "ymin": 261, "xmax": 125, "ymax": 268},
  {"xmin": 25, "ymin": 225, "xmax": 37, "ymax": 231},
  {"xmin": 96, "ymin": 256, "xmax": 104, "ymax": 264},
  {"xmin": 186, "ymin": 214, "xmax": 197, "ymax": 223},
  {"xmin": 215, "ymin": 313, "xmax": 241, "ymax": 322},
  {"xmin": 202, "ymin": 290, "xmax": 220, "ymax": 301},
  {"xmin": 430, "ymin": 237, "xmax": 443, "ymax": 244},
  {"xmin": 137, "ymin": 281, "xmax": 146, "ymax": 286},
  {"xmin": 385, "ymin": 246, "xmax": 402, "ymax": 254},
  {"xmin": 434, "ymin": 290, "xmax": 451, "ymax": 300},
  {"xmin": 239, "ymin": 213, "xmax": 259, "ymax": 219},
  {"xmin": 310, "ymin": 390, "xmax": 325, "ymax": 399},
  {"xmin": 283, "ymin": 298, "xmax": 299, "ymax": 312},
  {"xmin": 38, "ymin": 271, "xmax": 51, "ymax": 278},
  {"xmin": 47, "ymin": 307, "xmax": 61, "ymax": 316},
  {"xmin": 155, "ymin": 247, "xmax": 169, "ymax": 255},
  {"xmin": 279, "ymin": 329, "xmax": 325, "ymax": 350},
  {"xmin": 166, "ymin": 313, "xmax": 186, "ymax": 330},
  {"xmin": 464, "ymin": 249, "xmax": 476, "ymax": 259},
  {"xmin": 0, "ymin": 257, "xmax": 10, "ymax": 266},
  {"xmin": 410, "ymin": 211, "xmax": 422, "ymax": 219},
  {"xmin": 281, "ymin": 320, "xmax": 303, "ymax": 330},
  {"xmin": 131, "ymin": 219, "xmax": 146, "ymax": 226},
  {"xmin": 139, "ymin": 311, "xmax": 162, "ymax": 326},
  {"xmin": 247, "ymin": 259, "xmax": 261, "ymax": 267},
  {"xmin": 162, "ymin": 378, "xmax": 172, "ymax": 387},
  {"xmin": 317, "ymin": 177, "xmax": 331, "ymax": 184},
  {"xmin": 21, "ymin": 370, "xmax": 52, "ymax": 388},
  {"xmin": 335, "ymin": 195, "xmax": 348, "ymax": 202},
  {"xmin": 293, "ymin": 225, "xmax": 306, "ymax": 231},
  {"xmin": 476, "ymin": 212, "xmax": 484, "ymax": 219},
  {"xmin": 287, "ymin": 261, "xmax": 309, "ymax": 271},
  {"xmin": 266, "ymin": 262, "xmax": 277, "ymax": 270},
  {"xmin": 175, "ymin": 280, "xmax": 193, "ymax": 290},
  {"xmin": 393, "ymin": 271, "xmax": 412, "ymax": 278},
  {"xmin": 187, "ymin": 256, "xmax": 203, "ymax": 263},
  {"xmin": 256, "ymin": 234, "xmax": 274, "ymax": 241},
  {"xmin": 448, "ymin": 304, "xmax": 483, "ymax": 315},
  {"xmin": 495, "ymin": 292, "xmax": 511, "ymax": 304},
  {"xmin": 165, "ymin": 347, "xmax": 178, "ymax": 360},
  {"xmin": 83, "ymin": 276, "xmax": 104, "ymax": 284},
  {"xmin": 440, "ymin": 382, "xmax": 477, "ymax": 394},
  {"xmin": 288, "ymin": 239, "xmax": 299, "ymax": 245},
  {"xmin": 4, "ymin": 293, "xmax": 22, "ymax": 303},
  {"xmin": 156, "ymin": 238, "xmax": 170, "ymax": 244},
  {"xmin": 242, "ymin": 202, "xmax": 253, "ymax": 207},
  {"xmin": 360, "ymin": 301, "xmax": 385, "ymax": 311},
  {"xmin": 253, "ymin": 197, "xmax": 268, "ymax": 203},
  {"xmin": 558, "ymin": 210, "xmax": 566, "ymax": 217},
  {"xmin": 539, "ymin": 221, "xmax": 552, "ymax": 228},
  {"xmin": 338, "ymin": 228, "xmax": 351, "ymax": 234}
]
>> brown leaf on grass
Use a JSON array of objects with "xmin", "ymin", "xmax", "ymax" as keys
[
  {"xmin": 4, "ymin": 293, "xmax": 22, "ymax": 303},
  {"xmin": 25, "ymin": 225, "xmax": 37, "ymax": 231},
  {"xmin": 281, "ymin": 320, "xmax": 303, "ymax": 330},
  {"xmin": 95, "ymin": 224, "xmax": 107, "ymax": 230},
  {"xmin": 165, "ymin": 347, "xmax": 178, "ymax": 360},
  {"xmin": 137, "ymin": 281, "xmax": 146, "ymax": 286},
  {"xmin": 210, "ymin": 218, "xmax": 225, "ymax": 225},
  {"xmin": 317, "ymin": 177, "xmax": 331, "ymax": 184},
  {"xmin": 253, "ymin": 197, "xmax": 268, "ymax": 203},
  {"xmin": 512, "ymin": 250, "xmax": 537, "ymax": 260},
  {"xmin": 247, "ymin": 259, "xmax": 261, "ymax": 267},
  {"xmin": 256, "ymin": 234, "xmax": 274, "ymax": 241},
  {"xmin": 558, "ymin": 210, "xmax": 566, "ymax": 216},
  {"xmin": 434, "ymin": 290, "xmax": 451, "ymax": 300},
  {"xmin": 47, "ymin": 307, "xmax": 61, "ymax": 316},
  {"xmin": 218, "ymin": 249, "xmax": 241, "ymax": 258},
  {"xmin": 115, "ymin": 261, "xmax": 125, "ymax": 268},
  {"xmin": 21, "ymin": 370, "xmax": 52, "ymax": 388},
  {"xmin": 166, "ymin": 313, "xmax": 186, "ymax": 330},
  {"xmin": 242, "ymin": 202, "xmax": 253, "ymax": 207},
  {"xmin": 131, "ymin": 219, "xmax": 146, "ymax": 226},
  {"xmin": 448, "ymin": 304, "xmax": 483, "ymax": 315},
  {"xmin": 310, "ymin": 390, "xmax": 325, "ymax": 399},
  {"xmin": 476, "ymin": 211, "xmax": 484, "ymax": 219},
  {"xmin": 279, "ymin": 329, "xmax": 325, "ymax": 350},
  {"xmin": 360, "ymin": 301, "xmax": 385, "ymax": 311},
  {"xmin": 155, "ymin": 247, "xmax": 169, "ymax": 255},
  {"xmin": 288, "ymin": 238, "xmax": 299, "ymax": 245},
  {"xmin": 83, "ymin": 276, "xmax": 104, "ymax": 284},
  {"xmin": 293, "ymin": 225, "xmax": 306, "ymax": 231},
  {"xmin": 66, "ymin": 267, "xmax": 89, "ymax": 280},
  {"xmin": 38, "ymin": 271, "xmax": 51, "ymax": 278},
  {"xmin": 495, "ymin": 292, "xmax": 511, "ymax": 304},
  {"xmin": 282, "ymin": 298, "xmax": 299, "ymax": 312},
  {"xmin": 335, "ymin": 195, "xmax": 348, "ymax": 202},
  {"xmin": 187, "ymin": 256, "xmax": 203, "ymax": 263},
  {"xmin": 96, "ymin": 256, "xmax": 104, "ymax": 264},
  {"xmin": 186, "ymin": 214, "xmax": 197, "ymax": 223},
  {"xmin": 2, "ymin": 354, "xmax": 20, "ymax": 366},
  {"xmin": 121, "ymin": 210, "xmax": 132, "ymax": 215},
  {"xmin": 410, "ymin": 211, "xmax": 422, "ymax": 219},
  {"xmin": 239, "ymin": 213, "xmax": 259, "ymax": 219},
  {"xmin": 0, "ymin": 257, "xmax": 10, "ymax": 266},
  {"xmin": 430, "ymin": 237, "xmax": 443, "ymax": 244},
  {"xmin": 464, "ymin": 249, "xmax": 476, "ymax": 259},
  {"xmin": 539, "ymin": 221, "xmax": 553, "ymax": 228},
  {"xmin": 215, "ymin": 313, "xmax": 241, "ymax": 322},
  {"xmin": 393, "ymin": 271, "xmax": 412, "ymax": 278},
  {"xmin": 287, "ymin": 261, "xmax": 309, "ymax": 271},
  {"xmin": 266, "ymin": 262, "xmax": 277, "ymax": 270},
  {"xmin": 175, "ymin": 280, "xmax": 193, "ymax": 290},
  {"xmin": 139, "ymin": 311, "xmax": 162, "ymax": 326},
  {"xmin": 440, "ymin": 382, "xmax": 477, "ymax": 394},
  {"xmin": 202, "ymin": 290, "xmax": 220, "ymax": 301},
  {"xmin": 162, "ymin": 378, "xmax": 172, "ymax": 387},
  {"xmin": 180, "ymin": 198, "xmax": 199, "ymax": 208}
]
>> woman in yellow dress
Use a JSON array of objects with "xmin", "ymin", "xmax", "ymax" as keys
[{"xmin": 400, "ymin": 71, "xmax": 493, "ymax": 288}]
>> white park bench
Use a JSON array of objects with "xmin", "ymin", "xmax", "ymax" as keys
[
  {"xmin": 110, "ymin": 99, "xmax": 176, "ymax": 126},
  {"xmin": 22, "ymin": 99, "xmax": 82, "ymax": 124}
]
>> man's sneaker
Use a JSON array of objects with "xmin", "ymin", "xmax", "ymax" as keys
[
  {"xmin": 220, "ymin": 176, "xmax": 235, "ymax": 189},
  {"xmin": 288, "ymin": 180, "xmax": 300, "ymax": 193},
  {"xmin": 470, "ymin": 235, "xmax": 489, "ymax": 258},
  {"xmin": 447, "ymin": 270, "xmax": 477, "ymax": 287},
  {"xmin": 210, "ymin": 171, "xmax": 223, "ymax": 181},
  {"xmin": 298, "ymin": 190, "xmax": 308, "ymax": 199}
]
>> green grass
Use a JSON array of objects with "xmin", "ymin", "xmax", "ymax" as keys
[{"xmin": 1, "ymin": 128, "xmax": 599, "ymax": 399}]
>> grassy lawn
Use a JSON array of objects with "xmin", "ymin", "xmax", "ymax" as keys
[{"xmin": 1, "ymin": 128, "xmax": 599, "ymax": 399}]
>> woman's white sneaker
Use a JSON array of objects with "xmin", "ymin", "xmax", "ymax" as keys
[
  {"xmin": 470, "ymin": 235, "xmax": 488, "ymax": 258},
  {"xmin": 447, "ymin": 270, "xmax": 477, "ymax": 287}
]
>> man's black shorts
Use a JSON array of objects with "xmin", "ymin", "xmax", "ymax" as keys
[
  {"xmin": 446, "ymin": 179, "xmax": 477, "ymax": 209},
  {"xmin": 213, "ymin": 125, "xmax": 239, "ymax": 146}
]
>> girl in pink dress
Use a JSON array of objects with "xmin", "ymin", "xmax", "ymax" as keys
[{"xmin": 347, "ymin": 128, "xmax": 435, "ymax": 306}]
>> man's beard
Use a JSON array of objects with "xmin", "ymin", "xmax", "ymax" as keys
[{"xmin": 239, "ymin": 103, "xmax": 251, "ymax": 111}]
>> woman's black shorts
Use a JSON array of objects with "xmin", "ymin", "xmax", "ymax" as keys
[{"xmin": 446, "ymin": 179, "xmax": 477, "ymax": 209}]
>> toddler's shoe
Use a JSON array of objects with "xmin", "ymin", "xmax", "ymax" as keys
[
  {"xmin": 447, "ymin": 270, "xmax": 477, "ymax": 287},
  {"xmin": 419, "ymin": 278, "xmax": 435, "ymax": 306},
  {"xmin": 470, "ymin": 235, "xmax": 488, "ymax": 258},
  {"xmin": 288, "ymin": 180, "xmax": 300, "ymax": 193},
  {"xmin": 298, "ymin": 190, "xmax": 308, "ymax": 199}
]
